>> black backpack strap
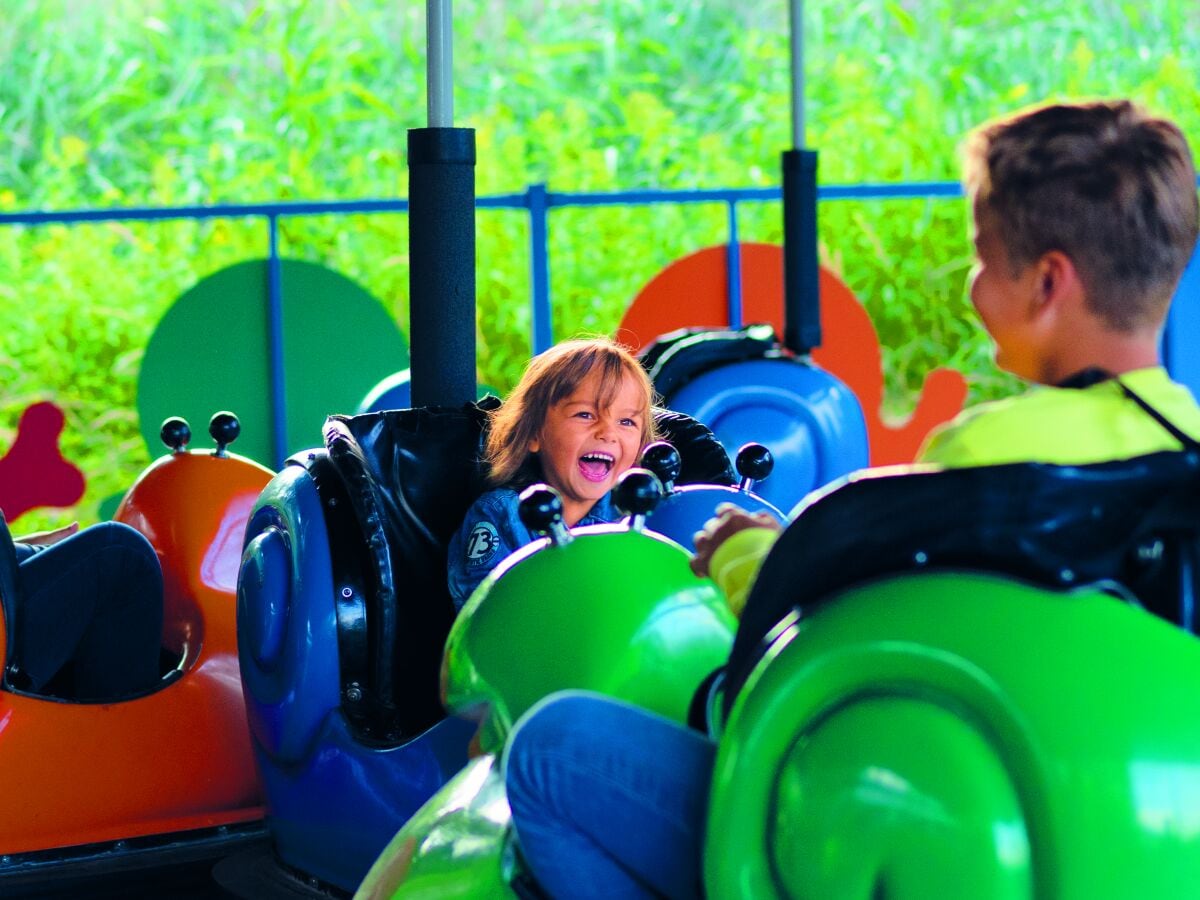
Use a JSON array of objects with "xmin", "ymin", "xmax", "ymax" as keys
[
  {"xmin": 1113, "ymin": 377, "xmax": 1200, "ymax": 454},
  {"xmin": 1058, "ymin": 366, "xmax": 1200, "ymax": 455}
]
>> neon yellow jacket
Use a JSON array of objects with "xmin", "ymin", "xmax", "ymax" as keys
[{"xmin": 709, "ymin": 367, "xmax": 1200, "ymax": 614}]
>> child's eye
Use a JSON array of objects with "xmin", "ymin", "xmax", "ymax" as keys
[
  {"xmin": 574, "ymin": 410, "xmax": 594, "ymax": 419},
  {"xmin": 619, "ymin": 417, "xmax": 637, "ymax": 427}
]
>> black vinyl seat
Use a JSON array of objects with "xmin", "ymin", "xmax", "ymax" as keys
[
  {"xmin": 312, "ymin": 400, "xmax": 735, "ymax": 742},
  {"xmin": 722, "ymin": 450, "xmax": 1200, "ymax": 719},
  {"xmin": 317, "ymin": 401, "xmax": 494, "ymax": 740}
]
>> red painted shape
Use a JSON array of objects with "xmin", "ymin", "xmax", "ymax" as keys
[
  {"xmin": 617, "ymin": 243, "xmax": 968, "ymax": 466},
  {"xmin": 0, "ymin": 402, "xmax": 86, "ymax": 520}
]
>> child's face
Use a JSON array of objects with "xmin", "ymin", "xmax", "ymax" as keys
[
  {"xmin": 529, "ymin": 369, "xmax": 646, "ymax": 519},
  {"xmin": 969, "ymin": 203, "xmax": 1042, "ymax": 381}
]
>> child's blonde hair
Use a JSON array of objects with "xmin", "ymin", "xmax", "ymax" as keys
[
  {"xmin": 485, "ymin": 338, "xmax": 658, "ymax": 487},
  {"xmin": 963, "ymin": 99, "xmax": 1199, "ymax": 331}
]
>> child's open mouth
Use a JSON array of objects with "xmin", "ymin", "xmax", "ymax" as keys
[{"xmin": 578, "ymin": 451, "xmax": 615, "ymax": 483}]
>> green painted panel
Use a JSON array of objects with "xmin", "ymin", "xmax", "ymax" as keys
[
  {"xmin": 706, "ymin": 572, "xmax": 1200, "ymax": 898},
  {"xmin": 138, "ymin": 259, "xmax": 409, "ymax": 466},
  {"xmin": 445, "ymin": 527, "xmax": 736, "ymax": 751}
]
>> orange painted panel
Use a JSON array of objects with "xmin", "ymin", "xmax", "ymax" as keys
[
  {"xmin": 618, "ymin": 243, "xmax": 967, "ymax": 466},
  {"xmin": 0, "ymin": 449, "xmax": 273, "ymax": 855},
  {"xmin": 116, "ymin": 451, "xmax": 273, "ymax": 661}
]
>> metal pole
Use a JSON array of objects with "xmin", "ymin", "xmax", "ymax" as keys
[
  {"xmin": 427, "ymin": 0, "xmax": 453, "ymax": 127},
  {"xmin": 409, "ymin": 0, "xmax": 476, "ymax": 408},
  {"xmin": 781, "ymin": 0, "xmax": 821, "ymax": 354},
  {"xmin": 788, "ymin": 0, "xmax": 805, "ymax": 148}
]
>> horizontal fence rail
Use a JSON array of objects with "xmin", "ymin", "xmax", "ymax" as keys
[
  {"xmin": 0, "ymin": 182, "xmax": 966, "ymax": 406},
  {"xmin": 4, "ymin": 178, "xmax": 1199, "ymax": 468}
]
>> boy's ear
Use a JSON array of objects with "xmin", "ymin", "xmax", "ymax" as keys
[{"xmin": 1033, "ymin": 250, "xmax": 1083, "ymax": 316}]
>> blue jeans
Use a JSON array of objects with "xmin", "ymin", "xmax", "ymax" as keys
[
  {"xmin": 11, "ymin": 521, "xmax": 163, "ymax": 699},
  {"xmin": 503, "ymin": 691, "xmax": 715, "ymax": 900}
]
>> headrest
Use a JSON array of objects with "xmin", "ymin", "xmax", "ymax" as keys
[{"xmin": 640, "ymin": 324, "xmax": 783, "ymax": 400}]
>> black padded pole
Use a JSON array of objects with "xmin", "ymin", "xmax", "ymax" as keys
[
  {"xmin": 408, "ymin": 127, "xmax": 477, "ymax": 407},
  {"xmin": 781, "ymin": 148, "xmax": 821, "ymax": 354}
]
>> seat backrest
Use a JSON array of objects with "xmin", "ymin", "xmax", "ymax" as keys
[
  {"xmin": 321, "ymin": 402, "xmax": 734, "ymax": 741},
  {"xmin": 323, "ymin": 402, "xmax": 493, "ymax": 739},
  {"xmin": 723, "ymin": 450, "xmax": 1200, "ymax": 719}
]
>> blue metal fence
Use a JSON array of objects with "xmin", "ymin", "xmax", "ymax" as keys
[
  {"xmin": 0, "ymin": 181, "xmax": 967, "ymax": 429},
  {"xmin": 7, "ymin": 179, "xmax": 1197, "ymax": 462}
]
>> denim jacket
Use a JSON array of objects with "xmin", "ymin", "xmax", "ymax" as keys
[{"xmin": 447, "ymin": 487, "xmax": 618, "ymax": 610}]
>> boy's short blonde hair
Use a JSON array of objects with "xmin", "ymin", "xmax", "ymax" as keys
[
  {"xmin": 485, "ymin": 338, "xmax": 658, "ymax": 487},
  {"xmin": 964, "ymin": 100, "xmax": 1199, "ymax": 331}
]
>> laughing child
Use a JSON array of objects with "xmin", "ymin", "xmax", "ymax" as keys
[{"xmin": 447, "ymin": 338, "xmax": 658, "ymax": 609}]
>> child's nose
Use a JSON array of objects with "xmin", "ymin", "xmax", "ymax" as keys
[{"xmin": 593, "ymin": 414, "xmax": 617, "ymax": 439}]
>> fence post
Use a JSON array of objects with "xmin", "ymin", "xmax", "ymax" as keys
[
  {"xmin": 725, "ymin": 199, "xmax": 743, "ymax": 331},
  {"xmin": 266, "ymin": 214, "xmax": 289, "ymax": 467},
  {"xmin": 529, "ymin": 183, "xmax": 552, "ymax": 354}
]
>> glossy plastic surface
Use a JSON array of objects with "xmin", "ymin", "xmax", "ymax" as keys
[
  {"xmin": 359, "ymin": 369, "xmax": 412, "ymax": 414},
  {"xmin": 0, "ymin": 448, "xmax": 272, "ymax": 856},
  {"xmin": 238, "ymin": 463, "xmax": 340, "ymax": 763},
  {"xmin": 445, "ymin": 525, "xmax": 736, "ymax": 750},
  {"xmin": 120, "ymin": 449, "xmax": 273, "ymax": 660},
  {"xmin": 1164, "ymin": 247, "xmax": 1200, "ymax": 398},
  {"xmin": 364, "ymin": 523, "xmax": 737, "ymax": 898},
  {"xmin": 666, "ymin": 357, "xmax": 868, "ymax": 513},
  {"xmin": 645, "ymin": 483, "xmax": 785, "ymax": 551},
  {"xmin": 238, "ymin": 462, "xmax": 475, "ymax": 893},
  {"xmin": 355, "ymin": 754, "xmax": 517, "ymax": 899},
  {"xmin": 357, "ymin": 369, "xmax": 499, "ymax": 415},
  {"xmin": 706, "ymin": 572, "xmax": 1200, "ymax": 898},
  {"xmin": 258, "ymin": 710, "xmax": 474, "ymax": 892}
]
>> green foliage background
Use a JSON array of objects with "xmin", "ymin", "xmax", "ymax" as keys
[{"xmin": 1, "ymin": 0, "xmax": 1198, "ymax": 527}]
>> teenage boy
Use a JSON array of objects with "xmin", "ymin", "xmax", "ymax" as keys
[{"xmin": 699, "ymin": 98, "xmax": 1200, "ymax": 613}]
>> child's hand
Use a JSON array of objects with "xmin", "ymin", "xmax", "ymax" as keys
[
  {"xmin": 690, "ymin": 504, "xmax": 781, "ymax": 578},
  {"xmin": 17, "ymin": 522, "xmax": 79, "ymax": 547}
]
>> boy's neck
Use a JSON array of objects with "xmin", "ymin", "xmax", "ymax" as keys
[{"xmin": 1036, "ymin": 329, "xmax": 1160, "ymax": 386}]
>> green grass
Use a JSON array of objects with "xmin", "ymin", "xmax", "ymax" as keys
[{"xmin": 2, "ymin": 0, "xmax": 1199, "ymax": 527}]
